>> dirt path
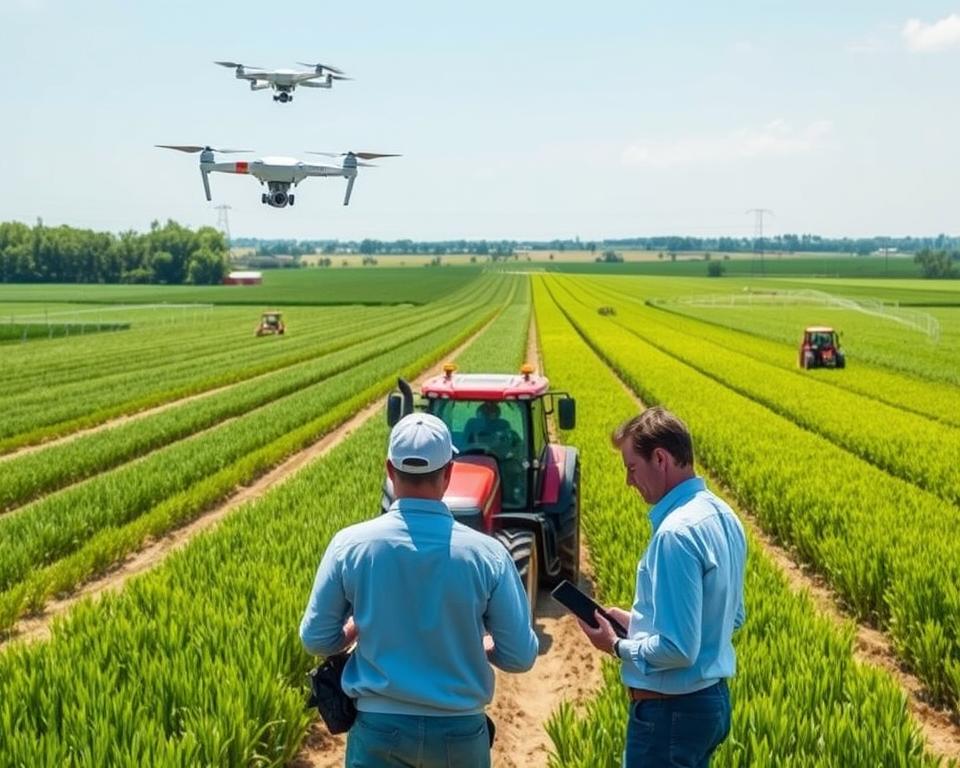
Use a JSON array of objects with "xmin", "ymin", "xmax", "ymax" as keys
[
  {"xmin": 1, "ymin": 325, "xmax": 493, "ymax": 650},
  {"xmin": 603, "ymin": 353, "xmax": 960, "ymax": 761},
  {"xmin": 289, "ymin": 309, "xmax": 606, "ymax": 768}
]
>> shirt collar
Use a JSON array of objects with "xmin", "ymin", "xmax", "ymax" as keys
[
  {"xmin": 648, "ymin": 477, "xmax": 705, "ymax": 532},
  {"xmin": 391, "ymin": 497, "xmax": 452, "ymax": 516}
]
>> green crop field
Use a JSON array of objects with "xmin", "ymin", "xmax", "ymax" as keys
[
  {"xmin": 0, "ymin": 266, "xmax": 484, "ymax": 307},
  {"xmin": 0, "ymin": 269, "xmax": 958, "ymax": 766}
]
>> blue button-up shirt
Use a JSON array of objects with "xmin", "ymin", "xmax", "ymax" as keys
[
  {"xmin": 617, "ymin": 477, "xmax": 746, "ymax": 694},
  {"xmin": 300, "ymin": 498, "xmax": 538, "ymax": 716}
]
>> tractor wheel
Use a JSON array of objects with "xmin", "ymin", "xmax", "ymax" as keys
[
  {"xmin": 495, "ymin": 528, "xmax": 538, "ymax": 624},
  {"xmin": 547, "ymin": 463, "xmax": 581, "ymax": 587},
  {"xmin": 837, "ymin": 354, "xmax": 845, "ymax": 369}
]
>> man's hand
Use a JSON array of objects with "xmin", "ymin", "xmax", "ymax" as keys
[
  {"xmin": 342, "ymin": 617, "xmax": 358, "ymax": 648},
  {"xmin": 605, "ymin": 606, "xmax": 630, "ymax": 629},
  {"xmin": 576, "ymin": 610, "xmax": 621, "ymax": 656},
  {"xmin": 482, "ymin": 634, "xmax": 495, "ymax": 656}
]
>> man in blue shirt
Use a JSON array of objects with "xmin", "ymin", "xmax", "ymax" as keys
[
  {"xmin": 300, "ymin": 412, "xmax": 538, "ymax": 767},
  {"xmin": 576, "ymin": 406, "xmax": 746, "ymax": 768}
]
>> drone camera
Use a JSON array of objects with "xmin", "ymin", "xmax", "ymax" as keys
[{"xmin": 271, "ymin": 190, "xmax": 288, "ymax": 207}]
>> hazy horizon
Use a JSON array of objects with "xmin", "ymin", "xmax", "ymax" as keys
[{"xmin": 3, "ymin": 1, "xmax": 958, "ymax": 242}]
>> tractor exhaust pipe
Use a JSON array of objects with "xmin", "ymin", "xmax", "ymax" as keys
[
  {"xmin": 398, "ymin": 378, "xmax": 414, "ymax": 417},
  {"xmin": 386, "ymin": 377, "xmax": 415, "ymax": 427}
]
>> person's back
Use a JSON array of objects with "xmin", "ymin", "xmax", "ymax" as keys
[
  {"xmin": 300, "ymin": 412, "xmax": 538, "ymax": 767},
  {"xmin": 313, "ymin": 502, "xmax": 536, "ymax": 714}
]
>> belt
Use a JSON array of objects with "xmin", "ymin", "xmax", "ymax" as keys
[
  {"xmin": 628, "ymin": 681, "xmax": 722, "ymax": 702},
  {"xmin": 628, "ymin": 687, "xmax": 678, "ymax": 701}
]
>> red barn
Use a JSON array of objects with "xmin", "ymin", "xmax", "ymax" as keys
[{"xmin": 223, "ymin": 271, "xmax": 263, "ymax": 286}]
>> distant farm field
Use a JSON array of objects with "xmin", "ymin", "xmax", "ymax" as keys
[
  {"xmin": 0, "ymin": 266, "xmax": 484, "ymax": 306},
  {"xmin": 1, "ymin": 270, "xmax": 959, "ymax": 766}
]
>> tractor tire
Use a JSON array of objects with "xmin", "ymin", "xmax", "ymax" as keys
[
  {"xmin": 495, "ymin": 528, "xmax": 538, "ymax": 624},
  {"xmin": 547, "ymin": 464, "xmax": 581, "ymax": 587},
  {"xmin": 837, "ymin": 354, "xmax": 845, "ymax": 369}
]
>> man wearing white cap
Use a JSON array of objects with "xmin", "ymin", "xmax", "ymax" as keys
[{"xmin": 300, "ymin": 412, "xmax": 538, "ymax": 767}]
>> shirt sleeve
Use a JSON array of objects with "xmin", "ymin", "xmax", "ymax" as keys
[
  {"xmin": 734, "ymin": 590, "xmax": 746, "ymax": 631},
  {"xmin": 624, "ymin": 531, "xmax": 703, "ymax": 673},
  {"xmin": 299, "ymin": 535, "xmax": 350, "ymax": 656},
  {"xmin": 484, "ymin": 553, "xmax": 539, "ymax": 672}
]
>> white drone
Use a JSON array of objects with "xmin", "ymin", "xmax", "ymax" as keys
[
  {"xmin": 215, "ymin": 61, "xmax": 349, "ymax": 103},
  {"xmin": 156, "ymin": 145, "xmax": 399, "ymax": 208}
]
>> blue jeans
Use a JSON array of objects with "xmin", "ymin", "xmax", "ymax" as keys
[
  {"xmin": 345, "ymin": 711, "xmax": 490, "ymax": 768},
  {"xmin": 623, "ymin": 680, "xmax": 731, "ymax": 768}
]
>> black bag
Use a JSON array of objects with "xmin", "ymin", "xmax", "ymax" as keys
[{"xmin": 306, "ymin": 650, "xmax": 357, "ymax": 734}]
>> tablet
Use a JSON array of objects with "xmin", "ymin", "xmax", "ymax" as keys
[{"xmin": 550, "ymin": 580, "xmax": 628, "ymax": 638}]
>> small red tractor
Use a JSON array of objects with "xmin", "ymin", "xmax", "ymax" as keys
[
  {"xmin": 384, "ymin": 364, "xmax": 580, "ymax": 619},
  {"xmin": 799, "ymin": 326, "xmax": 845, "ymax": 369},
  {"xmin": 255, "ymin": 311, "xmax": 285, "ymax": 337}
]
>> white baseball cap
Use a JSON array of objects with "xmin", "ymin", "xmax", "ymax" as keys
[{"xmin": 388, "ymin": 413, "xmax": 458, "ymax": 474}]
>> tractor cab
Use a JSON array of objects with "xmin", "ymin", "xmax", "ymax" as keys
[
  {"xmin": 799, "ymin": 326, "xmax": 845, "ymax": 369},
  {"xmin": 384, "ymin": 364, "xmax": 580, "ymax": 617},
  {"xmin": 255, "ymin": 311, "xmax": 285, "ymax": 337}
]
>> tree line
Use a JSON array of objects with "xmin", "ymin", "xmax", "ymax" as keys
[
  {"xmin": 0, "ymin": 220, "xmax": 229, "ymax": 284},
  {"xmin": 233, "ymin": 233, "xmax": 960, "ymax": 257}
]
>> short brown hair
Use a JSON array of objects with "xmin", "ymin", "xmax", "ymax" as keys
[
  {"xmin": 391, "ymin": 464, "xmax": 448, "ymax": 487},
  {"xmin": 611, "ymin": 407, "xmax": 694, "ymax": 467}
]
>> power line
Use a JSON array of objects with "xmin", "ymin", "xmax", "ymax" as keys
[
  {"xmin": 746, "ymin": 208, "xmax": 774, "ymax": 275},
  {"xmin": 214, "ymin": 204, "xmax": 232, "ymax": 250}
]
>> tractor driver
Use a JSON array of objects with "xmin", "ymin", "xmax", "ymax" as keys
[{"xmin": 466, "ymin": 402, "xmax": 524, "ymax": 505}]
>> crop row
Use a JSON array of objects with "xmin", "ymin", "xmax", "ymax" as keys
[
  {"xmin": 0, "ymin": 277, "xmax": 516, "ymax": 631},
  {"xmin": 0, "ymin": 283, "xmax": 495, "ymax": 450},
  {"xmin": 541, "ymin": 274, "xmax": 960, "ymax": 710},
  {"xmin": 530, "ymin": 277, "xmax": 939, "ymax": 766},
  {"xmin": 665, "ymin": 293, "xmax": 960, "ymax": 386},
  {"xmin": 569, "ymin": 277, "xmax": 960, "ymax": 506},
  {"xmin": 628, "ymin": 280, "xmax": 960, "ymax": 426},
  {"xmin": 0, "ymin": 290, "xmax": 501, "ymax": 512},
  {"xmin": 0, "ymin": 280, "xmax": 531, "ymax": 766},
  {"xmin": 0, "ymin": 303, "xmax": 372, "ymax": 395}
]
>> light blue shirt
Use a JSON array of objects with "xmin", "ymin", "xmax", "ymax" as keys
[
  {"xmin": 617, "ymin": 477, "xmax": 746, "ymax": 694},
  {"xmin": 300, "ymin": 498, "xmax": 538, "ymax": 716}
]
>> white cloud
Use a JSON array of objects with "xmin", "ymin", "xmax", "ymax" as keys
[
  {"xmin": 902, "ymin": 14, "xmax": 960, "ymax": 52},
  {"xmin": 622, "ymin": 119, "xmax": 833, "ymax": 168}
]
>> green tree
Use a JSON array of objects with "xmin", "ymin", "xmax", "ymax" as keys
[{"xmin": 914, "ymin": 249, "xmax": 958, "ymax": 279}]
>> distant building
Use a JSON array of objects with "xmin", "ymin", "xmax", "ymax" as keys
[{"xmin": 223, "ymin": 270, "xmax": 263, "ymax": 285}]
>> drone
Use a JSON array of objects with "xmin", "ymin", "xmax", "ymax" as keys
[
  {"xmin": 156, "ymin": 145, "xmax": 399, "ymax": 208},
  {"xmin": 215, "ymin": 61, "xmax": 349, "ymax": 103}
]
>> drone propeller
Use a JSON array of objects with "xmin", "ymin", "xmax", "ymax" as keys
[
  {"xmin": 155, "ymin": 145, "xmax": 252, "ymax": 154},
  {"xmin": 214, "ymin": 61, "xmax": 264, "ymax": 70},
  {"xmin": 297, "ymin": 61, "xmax": 344, "ymax": 75},
  {"xmin": 306, "ymin": 151, "xmax": 401, "ymax": 160}
]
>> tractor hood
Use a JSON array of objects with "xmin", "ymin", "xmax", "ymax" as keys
[{"xmin": 443, "ymin": 455, "xmax": 501, "ymax": 532}]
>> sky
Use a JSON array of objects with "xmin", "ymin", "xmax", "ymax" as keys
[{"xmin": 1, "ymin": 1, "xmax": 958, "ymax": 241}]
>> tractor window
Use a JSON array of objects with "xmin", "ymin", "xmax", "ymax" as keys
[{"xmin": 428, "ymin": 399, "xmax": 529, "ymax": 508}]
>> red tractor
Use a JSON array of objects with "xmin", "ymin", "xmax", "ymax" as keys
[
  {"xmin": 255, "ymin": 311, "xmax": 286, "ymax": 337},
  {"xmin": 799, "ymin": 326, "xmax": 845, "ymax": 369},
  {"xmin": 384, "ymin": 364, "xmax": 580, "ymax": 619}
]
